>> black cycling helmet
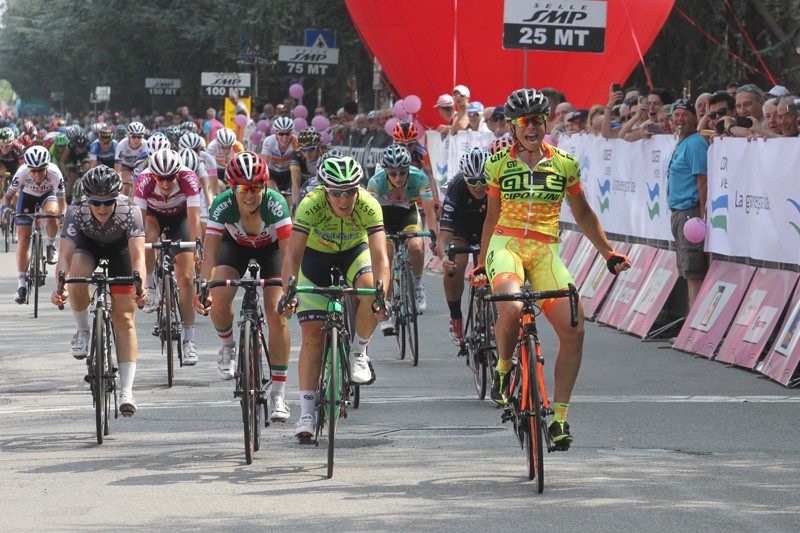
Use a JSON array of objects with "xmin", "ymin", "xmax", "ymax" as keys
[
  {"xmin": 297, "ymin": 127, "xmax": 322, "ymax": 148},
  {"xmin": 81, "ymin": 166, "xmax": 122, "ymax": 196},
  {"xmin": 504, "ymin": 88, "xmax": 550, "ymax": 120}
]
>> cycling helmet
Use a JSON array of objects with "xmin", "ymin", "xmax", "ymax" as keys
[
  {"xmin": 319, "ymin": 148, "xmax": 344, "ymax": 164},
  {"xmin": 23, "ymin": 120, "xmax": 37, "ymax": 136},
  {"xmin": 488, "ymin": 137, "xmax": 514, "ymax": 154},
  {"xmin": 178, "ymin": 132, "xmax": 202, "ymax": 150},
  {"xmin": 0, "ymin": 127, "xmax": 14, "ymax": 143},
  {"xmin": 178, "ymin": 147, "xmax": 199, "ymax": 173},
  {"xmin": 165, "ymin": 124, "xmax": 182, "ymax": 141},
  {"xmin": 380, "ymin": 144, "xmax": 412, "ymax": 169},
  {"xmin": 54, "ymin": 133, "xmax": 69, "ymax": 147},
  {"xmin": 146, "ymin": 135, "xmax": 171, "ymax": 156},
  {"xmin": 215, "ymin": 128, "xmax": 237, "ymax": 148},
  {"xmin": 24, "ymin": 145, "xmax": 51, "ymax": 169},
  {"xmin": 392, "ymin": 121, "xmax": 419, "ymax": 143},
  {"xmin": 318, "ymin": 155, "xmax": 363, "ymax": 188},
  {"xmin": 72, "ymin": 132, "xmax": 88, "ymax": 148},
  {"xmin": 81, "ymin": 165, "xmax": 122, "ymax": 196},
  {"xmin": 225, "ymin": 151, "xmax": 268, "ymax": 185},
  {"xmin": 149, "ymin": 148, "xmax": 182, "ymax": 177},
  {"xmin": 503, "ymin": 88, "xmax": 550, "ymax": 120},
  {"xmin": 272, "ymin": 116, "xmax": 294, "ymax": 132},
  {"xmin": 91, "ymin": 123, "xmax": 103, "ymax": 135},
  {"xmin": 127, "ymin": 122, "xmax": 146, "ymax": 136},
  {"xmin": 99, "ymin": 127, "xmax": 113, "ymax": 142},
  {"xmin": 297, "ymin": 127, "xmax": 322, "ymax": 148},
  {"xmin": 459, "ymin": 147, "xmax": 489, "ymax": 178},
  {"xmin": 180, "ymin": 121, "xmax": 199, "ymax": 134}
]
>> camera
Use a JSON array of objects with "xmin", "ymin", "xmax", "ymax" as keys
[
  {"xmin": 647, "ymin": 123, "xmax": 662, "ymax": 134},
  {"xmin": 611, "ymin": 84, "xmax": 623, "ymax": 105},
  {"xmin": 735, "ymin": 116, "xmax": 753, "ymax": 128},
  {"xmin": 715, "ymin": 119, "xmax": 727, "ymax": 134}
]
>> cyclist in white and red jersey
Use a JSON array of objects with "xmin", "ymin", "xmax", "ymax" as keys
[
  {"xmin": 260, "ymin": 116, "xmax": 296, "ymax": 201},
  {"xmin": 2, "ymin": 146, "xmax": 67, "ymax": 303},
  {"xmin": 205, "ymin": 128, "xmax": 243, "ymax": 195},
  {"xmin": 134, "ymin": 148, "xmax": 202, "ymax": 364}
]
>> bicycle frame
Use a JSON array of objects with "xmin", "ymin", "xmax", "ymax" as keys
[
  {"xmin": 387, "ymin": 231, "xmax": 430, "ymax": 365},
  {"xmin": 17, "ymin": 210, "xmax": 60, "ymax": 318}
]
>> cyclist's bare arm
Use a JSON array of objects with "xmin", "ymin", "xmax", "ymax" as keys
[
  {"xmin": 280, "ymin": 229, "xmax": 308, "ymax": 293},
  {"xmin": 477, "ymin": 195, "xmax": 501, "ymax": 266},
  {"xmin": 197, "ymin": 232, "xmax": 221, "ymax": 282},
  {"xmin": 367, "ymin": 230, "xmax": 390, "ymax": 291}
]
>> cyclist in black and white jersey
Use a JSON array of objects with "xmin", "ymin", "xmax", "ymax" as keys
[
  {"xmin": 260, "ymin": 116, "xmax": 296, "ymax": 202},
  {"xmin": 1, "ymin": 146, "xmax": 67, "ymax": 303},
  {"xmin": 51, "ymin": 166, "xmax": 147, "ymax": 416},
  {"xmin": 114, "ymin": 122, "xmax": 147, "ymax": 196},
  {"xmin": 290, "ymin": 127, "xmax": 329, "ymax": 210}
]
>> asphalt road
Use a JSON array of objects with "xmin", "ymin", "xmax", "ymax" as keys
[{"xmin": 1, "ymin": 241, "xmax": 799, "ymax": 532}]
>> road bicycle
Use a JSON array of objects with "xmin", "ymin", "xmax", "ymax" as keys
[
  {"xmin": 447, "ymin": 243, "xmax": 497, "ymax": 399},
  {"xmin": 387, "ymin": 230, "xmax": 430, "ymax": 366},
  {"xmin": 145, "ymin": 235, "xmax": 199, "ymax": 387},
  {"xmin": 200, "ymin": 261, "xmax": 277, "ymax": 465},
  {"xmin": 1, "ymin": 173, "xmax": 15, "ymax": 252},
  {"xmin": 58, "ymin": 262, "xmax": 143, "ymax": 444},
  {"xmin": 17, "ymin": 209, "xmax": 61, "ymax": 318},
  {"xmin": 285, "ymin": 275, "xmax": 384, "ymax": 478},
  {"xmin": 485, "ymin": 284, "xmax": 578, "ymax": 493}
]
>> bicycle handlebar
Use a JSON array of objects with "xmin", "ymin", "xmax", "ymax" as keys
[
  {"xmin": 145, "ymin": 240, "xmax": 197, "ymax": 250},
  {"xmin": 386, "ymin": 230, "xmax": 432, "ymax": 241},
  {"xmin": 14, "ymin": 212, "xmax": 62, "ymax": 221},
  {"xmin": 445, "ymin": 243, "xmax": 481, "ymax": 278},
  {"xmin": 285, "ymin": 275, "xmax": 385, "ymax": 313},
  {"xmin": 206, "ymin": 278, "xmax": 283, "ymax": 290},
  {"xmin": 57, "ymin": 270, "xmax": 143, "ymax": 311},
  {"xmin": 485, "ymin": 283, "xmax": 579, "ymax": 327}
]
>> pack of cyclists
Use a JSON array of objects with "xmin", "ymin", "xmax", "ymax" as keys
[{"xmin": 6, "ymin": 89, "xmax": 631, "ymax": 450}]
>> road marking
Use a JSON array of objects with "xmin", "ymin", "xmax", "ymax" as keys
[{"xmin": 1, "ymin": 394, "xmax": 799, "ymax": 415}]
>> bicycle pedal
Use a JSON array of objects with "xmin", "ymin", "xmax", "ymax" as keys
[{"xmin": 457, "ymin": 347, "xmax": 468, "ymax": 357}]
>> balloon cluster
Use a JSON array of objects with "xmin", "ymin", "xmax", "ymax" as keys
[{"xmin": 384, "ymin": 94, "xmax": 423, "ymax": 136}]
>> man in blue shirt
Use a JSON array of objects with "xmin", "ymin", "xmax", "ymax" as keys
[{"xmin": 667, "ymin": 99, "xmax": 709, "ymax": 309}]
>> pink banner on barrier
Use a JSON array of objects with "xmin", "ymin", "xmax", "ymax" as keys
[
  {"xmin": 620, "ymin": 249, "xmax": 681, "ymax": 338},
  {"xmin": 758, "ymin": 283, "xmax": 800, "ymax": 387},
  {"xmin": 673, "ymin": 261, "xmax": 756, "ymax": 359},
  {"xmin": 579, "ymin": 241, "xmax": 631, "ymax": 320},
  {"xmin": 596, "ymin": 244, "xmax": 658, "ymax": 329},
  {"xmin": 715, "ymin": 269, "xmax": 799, "ymax": 369},
  {"xmin": 558, "ymin": 229, "xmax": 582, "ymax": 265},
  {"xmin": 567, "ymin": 236, "xmax": 598, "ymax": 289}
]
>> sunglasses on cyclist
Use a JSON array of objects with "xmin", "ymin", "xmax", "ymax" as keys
[
  {"xmin": 234, "ymin": 184, "xmax": 265, "ymax": 194},
  {"xmin": 87, "ymin": 197, "xmax": 118, "ymax": 207},
  {"xmin": 324, "ymin": 187, "xmax": 359, "ymax": 198},
  {"xmin": 299, "ymin": 146, "xmax": 317, "ymax": 153},
  {"xmin": 29, "ymin": 167, "xmax": 48, "ymax": 175},
  {"xmin": 464, "ymin": 175, "xmax": 487, "ymax": 186},
  {"xmin": 510, "ymin": 114, "xmax": 547, "ymax": 128},
  {"xmin": 154, "ymin": 174, "xmax": 177, "ymax": 182},
  {"xmin": 707, "ymin": 109, "xmax": 729, "ymax": 120},
  {"xmin": 276, "ymin": 132, "xmax": 291, "ymax": 137},
  {"xmin": 130, "ymin": 134, "xmax": 143, "ymax": 139},
  {"xmin": 387, "ymin": 169, "xmax": 408, "ymax": 178}
]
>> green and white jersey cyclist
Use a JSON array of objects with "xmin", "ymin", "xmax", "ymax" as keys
[{"xmin": 280, "ymin": 154, "xmax": 389, "ymax": 441}]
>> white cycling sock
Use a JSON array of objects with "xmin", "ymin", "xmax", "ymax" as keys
[
  {"xmin": 118, "ymin": 362, "xmax": 136, "ymax": 395},
  {"xmin": 46, "ymin": 236, "xmax": 56, "ymax": 247},
  {"xmin": 17, "ymin": 272, "xmax": 26, "ymax": 288},
  {"xmin": 74, "ymin": 309, "xmax": 90, "ymax": 331},
  {"xmin": 351, "ymin": 333, "xmax": 371, "ymax": 355},
  {"xmin": 145, "ymin": 273, "xmax": 155, "ymax": 288},
  {"xmin": 299, "ymin": 390, "xmax": 318, "ymax": 417},
  {"xmin": 183, "ymin": 325, "xmax": 195, "ymax": 342}
]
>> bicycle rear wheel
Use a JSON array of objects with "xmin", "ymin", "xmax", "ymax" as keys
[
  {"xmin": 403, "ymin": 264, "xmax": 419, "ymax": 366},
  {"xmin": 3, "ymin": 216, "xmax": 8, "ymax": 253},
  {"xmin": 252, "ymin": 323, "xmax": 263, "ymax": 454},
  {"xmin": 163, "ymin": 276, "xmax": 175, "ymax": 387},
  {"xmin": 480, "ymin": 298, "xmax": 498, "ymax": 399},
  {"xmin": 93, "ymin": 308, "xmax": 107, "ymax": 444},
  {"xmin": 393, "ymin": 274, "xmax": 406, "ymax": 359},
  {"xmin": 326, "ymin": 328, "xmax": 341, "ymax": 478},
  {"xmin": 240, "ymin": 320, "xmax": 256, "ymax": 464},
  {"xmin": 525, "ymin": 337, "xmax": 545, "ymax": 493}
]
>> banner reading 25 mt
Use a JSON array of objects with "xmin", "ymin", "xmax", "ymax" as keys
[{"xmin": 503, "ymin": 0, "xmax": 607, "ymax": 53}]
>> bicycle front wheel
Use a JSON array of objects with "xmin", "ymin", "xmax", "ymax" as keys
[
  {"xmin": 3, "ymin": 217, "xmax": 8, "ymax": 253},
  {"xmin": 163, "ymin": 276, "xmax": 175, "ymax": 387},
  {"xmin": 403, "ymin": 264, "xmax": 419, "ymax": 366},
  {"xmin": 239, "ymin": 320, "xmax": 257, "ymax": 464},
  {"xmin": 32, "ymin": 233, "xmax": 41, "ymax": 318},
  {"xmin": 326, "ymin": 328, "xmax": 342, "ymax": 478},
  {"xmin": 93, "ymin": 308, "xmax": 107, "ymax": 444},
  {"xmin": 526, "ymin": 337, "xmax": 545, "ymax": 493},
  {"xmin": 393, "ymin": 274, "xmax": 406, "ymax": 359}
]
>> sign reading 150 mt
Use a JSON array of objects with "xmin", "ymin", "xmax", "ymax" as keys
[
  {"xmin": 503, "ymin": 0, "xmax": 607, "ymax": 53},
  {"xmin": 146, "ymin": 78, "xmax": 181, "ymax": 96},
  {"xmin": 277, "ymin": 45, "xmax": 339, "ymax": 77},
  {"xmin": 200, "ymin": 72, "xmax": 251, "ymax": 98}
]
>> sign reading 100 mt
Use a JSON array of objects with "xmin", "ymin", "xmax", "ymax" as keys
[
  {"xmin": 278, "ymin": 45, "xmax": 339, "ymax": 77},
  {"xmin": 200, "ymin": 72, "xmax": 251, "ymax": 98},
  {"xmin": 503, "ymin": 0, "xmax": 607, "ymax": 53}
]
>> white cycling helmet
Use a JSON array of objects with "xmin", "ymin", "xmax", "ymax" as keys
[
  {"xmin": 149, "ymin": 148, "xmax": 182, "ymax": 177},
  {"xmin": 459, "ymin": 147, "xmax": 489, "ymax": 178},
  {"xmin": 24, "ymin": 146, "xmax": 51, "ymax": 170},
  {"xmin": 178, "ymin": 132, "xmax": 202, "ymax": 150},
  {"xmin": 272, "ymin": 116, "xmax": 294, "ymax": 133},
  {"xmin": 146, "ymin": 135, "xmax": 171, "ymax": 156},
  {"xmin": 215, "ymin": 128, "xmax": 236, "ymax": 148},
  {"xmin": 127, "ymin": 122, "xmax": 146, "ymax": 136},
  {"xmin": 178, "ymin": 148, "xmax": 199, "ymax": 173}
]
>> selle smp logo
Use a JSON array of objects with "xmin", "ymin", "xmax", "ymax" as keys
[
  {"xmin": 523, "ymin": 5, "xmax": 589, "ymax": 24},
  {"xmin": 646, "ymin": 183, "xmax": 660, "ymax": 220},
  {"xmin": 788, "ymin": 198, "xmax": 800, "ymax": 237},
  {"xmin": 596, "ymin": 178, "xmax": 610, "ymax": 213}
]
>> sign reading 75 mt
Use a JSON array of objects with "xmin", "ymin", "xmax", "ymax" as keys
[
  {"xmin": 503, "ymin": 0, "xmax": 607, "ymax": 53},
  {"xmin": 277, "ymin": 45, "xmax": 339, "ymax": 77}
]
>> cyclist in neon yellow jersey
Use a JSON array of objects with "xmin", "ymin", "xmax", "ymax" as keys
[
  {"xmin": 476, "ymin": 88, "xmax": 631, "ymax": 448},
  {"xmin": 280, "ymin": 154, "xmax": 389, "ymax": 441}
]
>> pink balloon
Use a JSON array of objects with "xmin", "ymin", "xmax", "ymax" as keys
[
  {"xmin": 293, "ymin": 117, "xmax": 308, "ymax": 131},
  {"xmin": 251, "ymin": 130, "xmax": 263, "ymax": 145},
  {"xmin": 404, "ymin": 95, "xmax": 422, "ymax": 114},
  {"xmin": 312, "ymin": 115, "xmax": 330, "ymax": 131},
  {"xmin": 683, "ymin": 217, "xmax": 707, "ymax": 243},
  {"xmin": 293, "ymin": 105, "xmax": 308, "ymax": 119},
  {"xmin": 385, "ymin": 117, "xmax": 400, "ymax": 136},
  {"xmin": 289, "ymin": 83, "xmax": 305, "ymax": 99},
  {"xmin": 258, "ymin": 119, "xmax": 269, "ymax": 132},
  {"xmin": 98, "ymin": 115, "xmax": 106, "ymax": 123},
  {"xmin": 393, "ymin": 100, "xmax": 407, "ymax": 119},
  {"xmin": 321, "ymin": 131, "xmax": 330, "ymax": 144},
  {"xmin": 234, "ymin": 114, "xmax": 248, "ymax": 127}
]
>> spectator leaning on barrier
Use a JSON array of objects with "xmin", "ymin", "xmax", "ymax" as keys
[
  {"xmin": 449, "ymin": 84, "xmax": 471, "ymax": 135},
  {"xmin": 567, "ymin": 109, "xmax": 588, "ymax": 134},
  {"xmin": 694, "ymin": 93, "xmax": 711, "ymax": 122},
  {"xmin": 777, "ymin": 96, "xmax": 799, "ymax": 137},
  {"xmin": 554, "ymin": 101, "xmax": 576, "ymax": 137},
  {"xmin": 657, "ymin": 105, "xmax": 673, "ymax": 135},
  {"xmin": 647, "ymin": 88, "xmax": 673, "ymax": 123},
  {"xmin": 699, "ymin": 91, "xmax": 735, "ymax": 137},
  {"xmin": 434, "ymin": 94, "xmax": 455, "ymax": 133},
  {"xmin": 735, "ymin": 84, "xmax": 765, "ymax": 122},
  {"xmin": 619, "ymin": 96, "xmax": 651, "ymax": 141},
  {"xmin": 763, "ymin": 98, "xmax": 781, "ymax": 134},
  {"xmin": 587, "ymin": 105, "xmax": 606, "ymax": 135},
  {"xmin": 466, "ymin": 102, "xmax": 490, "ymax": 133},
  {"xmin": 489, "ymin": 106, "xmax": 510, "ymax": 138},
  {"xmin": 667, "ymin": 99, "xmax": 709, "ymax": 310}
]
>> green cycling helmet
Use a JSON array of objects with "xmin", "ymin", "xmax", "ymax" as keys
[
  {"xmin": 318, "ymin": 155, "xmax": 363, "ymax": 188},
  {"xmin": 54, "ymin": 133, "xmax": 69, "ymax": 147}
]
